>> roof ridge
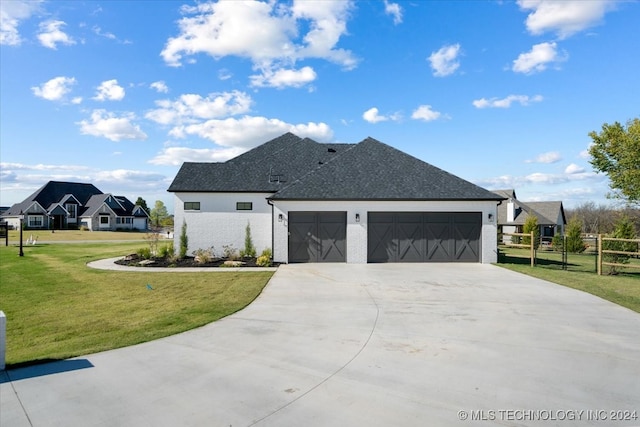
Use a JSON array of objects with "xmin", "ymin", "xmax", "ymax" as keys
[{"xmin": 270, "ymin": 141, "xmax": 359, "ymax": 197}]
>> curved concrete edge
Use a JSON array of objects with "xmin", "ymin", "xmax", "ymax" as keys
[{"xmin": 86, "ymin": 257, "xmax": 278, "ymax": 272}]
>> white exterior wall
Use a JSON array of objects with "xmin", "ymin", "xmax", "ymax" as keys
[
  {"xmin": 272, "ymin": 200, "xmax": 499, "ymax": 264},
  {"xmin": 174, "ymin": 192, "xmax": 273, "ymax": 258}
]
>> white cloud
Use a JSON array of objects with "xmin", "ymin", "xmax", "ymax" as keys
[
  {"xmin": 411, "ymin": 105, "xmax": 443, "ymax": 122},
  {"xmin": 518, "ymin": 0, "xmax": 614, "ymax": 39},
  {"xmin": 161, "ymin": 1, "xmax": 357, "ymax": 72},
  {"xmin": 0, "ymin": 0, "xmax": 42, "ymax": 46},
  {"xmin": 565, "ymin": 163, "xmax": 585, "ymax": 174},
  {"xmin": 150, "ymin": 81, "xmax": 169, "ymax": 93},
  {"xmin": 37, "ymin": 20, "xmax": 76, "ymax": 49},
  {"xmin": 250, "ymin": 66, "xmax": 317, "ymax": 88},
  {"xmin": 479, "ymin": 169, "xmax": 601, "ymax": 189},
  {"xmin": 290, "ymin": 1, "xmax": 357, "ymax": 69},
  {"xmin": 93, "ymin": 79, "xmax": 125, "ymax": 101},
  {"xmin": 363, "ymin": 107, "xmax": 388, "ymax": 124},
  {"xmin": 428, "ymin": 43, "xmax": 461, "ymax": 77},
  {"xmin": 93, "ymin": 169, "xmax": 166, "ymax": 184},
  {"xmin": 31, "ymin": 76, "xmax": 77, "ymax": 101},
  {"xmin": 145, "ymin": 91, "xmax": 252, "ymax": 128},
  {"xmin": 92, "ymin": 25, "xmax": 116, "ymax": 40},
  {"xmin": 149, "ymin": 146, "xmax": 245, "ymax": 166},
  {"xmin": 526, "ymin": 151, "xmax": 562, "ymax": 164},
  {"xmin": 472, "ymin": 94, "xmax": 543, "ymax": 109},
  {"xmin": 579, "ymin": 148, "xmax": 591, "ymax": 159},
  {"xmin": 0, "ymin": 162, "xmax": 90, "ymax": 172},
  {"xmin": 218, "ymin": 69, "xmax": 232, "ymax": 80},
  {"xmin": 71, "ymin": 96, "xmax": 83, "ymax": 104},
  {"xmin": 176, "ymin": 116, "xmax": 332, "ymax": 149},
  {"xmin": 77, "ymin": 110, "xmax": 147, "ymax": 141},
  {"xmin": 512, "ymin": 42, "xmax": 566, "ymax": 74},
  {"xmin": 384, "ymin": 0, "xmax": 403, "ymax": 25}
]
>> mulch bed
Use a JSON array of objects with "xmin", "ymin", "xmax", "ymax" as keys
[{"xmin": 115, "ymin": 254, "xmax": 279, "ymax": 268}]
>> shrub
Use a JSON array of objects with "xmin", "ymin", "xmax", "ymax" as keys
[
  {"xmin": 137, "ymin": 247, "xmax": 152, "ymax": 260},
  {"xmin": 260, "ymin": 247, "xmax": 272, "ymax": 259},
  {"xmin": 256, "ymin": 247, "xmax": 272, "ymax": 266},
  {"xmin": 565, "ymin": 217, "xmax": 586, "ymax": 253},
  {"xmin": 158, "ymin": 242, "xmax": 175, "ymax": 259},
  {"xmin": 179, "ymin": 220, "xmax": 188, "ymax": 259},
  {"xmin": 256, "ymin": 255, "xmax": 271, "ymax": 266},
  {"xmin": 192, "ymin": 247, "xmax": 214, "ymax": 264},
  {"xmin": 551, "ymin": 234, "xmax": 564, "ymax": 252},
  {"xmin": 223, "ymin": 244, "xmax": 239, "ymax": 260}
]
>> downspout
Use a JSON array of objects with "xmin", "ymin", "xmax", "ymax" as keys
[{"xmin": 267, "ymin": 198, "xmax": 275, "ymax": 259}]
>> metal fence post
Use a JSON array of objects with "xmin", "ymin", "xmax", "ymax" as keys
[{"xmin": 563, "ymin": 234, "xmax": 567, "ymax": 270}]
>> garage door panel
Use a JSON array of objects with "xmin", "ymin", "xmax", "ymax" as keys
[
  {"xmin": 367, "ymin": 221, "xmax": 394, "ymax": 262},
  {"xmin": 397, "ymin": 219, "xmax": 423, "ymax": 262},
  {"xmin": 452, "ymin": 215, "xmax": 481, "ymax": 261},
  {"xmin": 319, "ymin": 221, "xmax": 346, "ymax": 262},
  {"xmin": 289, "ymin": 212, "xmax": 346, "ymax": 263},
  {"xmin": 368, "ymin": 212, "xmax": 481, "ymax": 263}
]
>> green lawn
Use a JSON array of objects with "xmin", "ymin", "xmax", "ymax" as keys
[
  {"xmin": 0, "ymin": 242, "xmax": 273, "ymax": 367},
  {"xmin": 2, "ymin": 229, "xmax": 154, "ymax": 242},
  {"xmin": 498, "ymin": 247, "xmax": 640, "ymax": 314}
]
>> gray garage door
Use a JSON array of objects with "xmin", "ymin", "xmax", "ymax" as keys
[
  {"xmin": 288, "ymin": 212, "xmax": 346, "ymax": 262},
  {"xmin": 368, "ymin": 212, "xmax": 481, "ymax": 263}
]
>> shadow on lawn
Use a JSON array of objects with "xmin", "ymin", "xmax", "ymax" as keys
[{"xmin": 498, "ymin": 253, "xmax": 578, "ymax": 268}]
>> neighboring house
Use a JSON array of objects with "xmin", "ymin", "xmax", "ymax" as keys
[
  {"xmin": 493, "ymin": 189, "xmax": 566, "ymax": 243},
  {"xmin": 1, "ymin": 181, "xmax": 149, "ymax": 231},
  {"xmin": 168, "ymin": 133, "xmax": 505, "ymax": 264},
  {"xmin": 79, "ymin": 194, "xmax": 150, "ymax": 231}
]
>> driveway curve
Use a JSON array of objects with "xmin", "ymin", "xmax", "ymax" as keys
[{"xmin": 2, "ymin": 264, "xmax": 639, "ymax": 427}]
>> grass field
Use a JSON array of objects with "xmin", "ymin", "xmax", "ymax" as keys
[
  {"xmin": 498, "ymin": 246, "xmax": 640, "ymax": 313},
  {"xmin": 2, "ymin": 229, "xmax": 156, "ymax": 243},
  {"xmin": 0, "ymin": 241, "xmax": 273, "ymax": 367}
]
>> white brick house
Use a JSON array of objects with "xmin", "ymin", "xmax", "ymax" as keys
[{"xmin": 169, "ymin": 133, "xmax": 505, "ymax": 264}]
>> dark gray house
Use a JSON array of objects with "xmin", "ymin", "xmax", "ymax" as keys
[
  {"xmin": 169, "ymin": 133, "xmax": 505, "ymax": 264},
  {"xmin": 2, "ymin": 181, "xmax": 149, "ymax": 231}
]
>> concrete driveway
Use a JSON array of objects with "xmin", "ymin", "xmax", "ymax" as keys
[{"xmin": 2, "ymin": 264, "xmax": 639, "ymax": 427}]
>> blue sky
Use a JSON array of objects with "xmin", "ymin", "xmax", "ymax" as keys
[{"xmin": 1, "ymin": 0, "xmax": 639, "ymax": 213}]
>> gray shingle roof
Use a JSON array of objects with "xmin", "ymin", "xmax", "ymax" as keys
[
  {"xmin": 167, "ymin": 133, "xmax": 355, "ymax": 193},
  {"xmin": 493, "ymin": 189, "xmax": 566, "ymax": 226},
  {"xmin": 3, "ymin": 181, "xmax": 103, "ymax": 216},
  {"xmin": 168, "ymin": 133, "xmax": 503, "ymax": 201},
  {"xmin": 81, "ymin": 194, "xmax": 140, "ymax": 217}
]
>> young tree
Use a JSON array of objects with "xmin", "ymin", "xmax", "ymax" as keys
[
  {"xmin": 150, "ymin": 200, "xmax": 169, "ymax": 228},
  {"xmin": 241, "ymin": 221, "xmax": 256, "ymax": 258},
  {"xmin": 522, "ymin": 215, "xmax": 540, "ymax": 250},
  {"xmin": 565, "ymin": 217, "xmax": 585, "ymax": 253},
  {"xmin": 179, "ymin": 220, "xmax": 188, "ymax": 259},
  {"xmin": 589, "ymin": 118, "xmax": 640, "ymax": 205}
]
